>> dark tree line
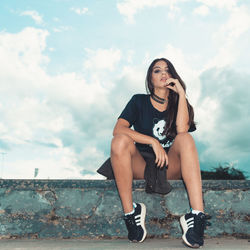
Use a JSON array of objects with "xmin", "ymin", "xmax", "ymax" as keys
[{"xmin": 201, "ymin": 163, "xmax": 246, "ymax": 180}]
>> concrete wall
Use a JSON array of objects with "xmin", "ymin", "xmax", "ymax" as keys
[{"xmin": 0, "ymin": 179, "xmax": 249, "ymax": 239}]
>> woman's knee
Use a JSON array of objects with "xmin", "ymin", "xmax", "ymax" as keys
[
  {"xmin": 174, "ymin": 132, "xmax": 196, "ymax": 150},
  {"xmin": 111, "ymin": 134, "xmax": 134, "ymax": 155}
]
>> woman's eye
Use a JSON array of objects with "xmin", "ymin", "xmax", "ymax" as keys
[{"xmin": 153, "ymin": 69, "xmax": 170, "ymax": 74}]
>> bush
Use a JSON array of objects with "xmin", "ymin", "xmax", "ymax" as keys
[{"xmin": 201, "ymin": 163, "xmax": 246, "ymax": 180}]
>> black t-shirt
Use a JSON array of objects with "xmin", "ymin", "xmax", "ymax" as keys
[{"xmin": 118, "ymin": 94, "xmax": 196, "ymax": 153}]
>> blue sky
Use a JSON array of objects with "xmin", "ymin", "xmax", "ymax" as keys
[{"xmin": 0, "ymin": 0, "xmax": 250, "ymax": 179}]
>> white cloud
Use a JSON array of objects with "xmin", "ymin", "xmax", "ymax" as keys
[
  {"xmin": 0, "ymin": 26, "xmax": 144, "ymax": 179},
  {"xmin": 167, "ymin": 3, "xmax": 181, "ymax": 20},
  {"xmin": 116, "ymin": 0, "xmax": 143, "ymax": 23},
  {"xmin": 116, "ymin": 0, "xmax": 245, "ymax": 25},
  {"xmin": 70, "ymin": 7, "xmax": 88, "ymax": 15},
  {"xmin": 119, "ymin": 65, "xmax": 146, "ymax": 95},
  {"xmin": 215, "ymin": 5, "xmax": 250, "ymax": 42},
  {"xmin": 117, "ymin": 0, "xmax": 185, "ymax": 23},
  {"xmin": 202, "ymin": 4, "xmax": 250, "ymax": 69},
  {"xmin": 83, "ymin": 48, "xmax": 121, "ymax": 71},
  {"xmin": 193, "ymin": 5, "xmax": 210, "ymax": 16},
  {"xmin": 0, "ymin": 27, "xmax": 114, "ymax": 179},
  {"xmin": 20, "ymin": 10, "xmax": 43, "ymax": 24},
  {"xmin": 53, "ymin": 26, "xmax": 72, "ymax": 33},
  {"xmin": 127, "ymin": 49, "xmax": 135, "ymax": 63},
  {"xmin": 4, "ymin": 147, "xmax": 82, "ymax": 179},
  {"xmin": 196, "ymin": 0, "xmax": 237, "ymax": 11},
  {"xmin": 196, "ymin": 67, "xmax": 250, "ymax": 163},
  {"xmin": 78, "ymin": 146, "xmax": 106, "ymax": 173},
  {"xmin": 0, "ymin": 27, "xmax": 49, "ymax": 79},
  {"xmin": 195, "ymin": 97, "xmax": 219, "ymax": 142}
]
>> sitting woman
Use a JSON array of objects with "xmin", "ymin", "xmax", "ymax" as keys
[{"xmin": 98, "ymin": 58, "xmax": 206, "ymax": 248}]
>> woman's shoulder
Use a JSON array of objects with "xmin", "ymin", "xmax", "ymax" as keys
[{"xmin": 131, "ymin": 93, "xmax": 149, "ymax": 102}]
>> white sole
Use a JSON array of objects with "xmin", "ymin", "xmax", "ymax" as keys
[
  {"xmin": 180, "ymin": 215, "xmax": 200, "ymax": 248},
  {"xmin": 138, "ymin": 203, "xmax": 147, "ymax": 243}
]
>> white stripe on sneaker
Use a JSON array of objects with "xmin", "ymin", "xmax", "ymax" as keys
[
  {"xmin": 187, "ymin": 217, "xmax": 194, "ymax": 228},
  {"xmin": 180, "ymin": 215, "xmax": 193, "ymax": 248},
  {"xmin": 186, "ymin": 217, "xmax": 193, "ymax": 223},
  {"xmin": 135, "ymin": 215, "xmax": 141, "ymax": 225},
  {"xmin": 138, "ymin": 203, "xmax": 147, "ymax": 243}
]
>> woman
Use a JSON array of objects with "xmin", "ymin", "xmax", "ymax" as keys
[{"xmin": 98, "ymin": 58, "xmax": 206, "ymax": 248}]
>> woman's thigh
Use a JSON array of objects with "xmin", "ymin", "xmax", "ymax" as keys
[
  {"xmin": 131, "ymin": 147, "xmax": 147, "ymax": 179},
  {"xmin": 167, "ymin": 132, "xmax": 198, "ymax": 180},
  {"xmin": 167, "ymin": 139, "xmax": 182, "ymax": 180},
  {"xmin": 112, "ymin": 134, "xmax": 146, "ymax": 179}
]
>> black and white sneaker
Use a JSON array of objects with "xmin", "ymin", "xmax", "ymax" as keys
[
  {"xmin": 180, "ymin": 212, "xmax": 206, "ymax": 248},
  {"xmin": 123, "ymin": 203, "xmax": 147, "ymax": 242}
]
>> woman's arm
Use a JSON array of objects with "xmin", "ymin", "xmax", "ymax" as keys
[
  {"xmin": 113, "ymin": 118, "xmax": 157, "ymax": 145},
  {"xmin": 176, "ymin": 93, "xmax": 190, "ymax": 133},
  {"xmin": 165, "ymin": 78, "xmax": 190, "ymax": 134},
  {"xmin": 113, "ymin": 118, "xmax": 168, "ymax": 167}
]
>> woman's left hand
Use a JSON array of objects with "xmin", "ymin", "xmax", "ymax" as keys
[{"xmin": 165, "ymin": 78, "xmax": 185, "ymax": 96}]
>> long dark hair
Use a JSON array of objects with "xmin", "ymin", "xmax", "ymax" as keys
[{"xmin": 145, "ymin": 58, "xmax": 195, "ymax": 140}]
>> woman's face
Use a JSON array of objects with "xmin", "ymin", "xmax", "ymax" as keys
[{"xmin": 151, "ymin": 60, "xmax": 172, "ymax": 89}]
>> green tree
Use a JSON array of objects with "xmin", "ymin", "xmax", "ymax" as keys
[{"xmin": 201, "ymin": 163, "xmax": 246, "ymax": 180}]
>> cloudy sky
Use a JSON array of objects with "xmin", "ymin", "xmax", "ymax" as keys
[{"xmin": 0, "ymin": 0, "xmax": 249, "ymax": 179}]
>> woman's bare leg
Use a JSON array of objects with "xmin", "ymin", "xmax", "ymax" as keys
[
  {"xmin": 111, "ymin": 134, "xmax": 146, "ymax": 214},
  {"xmin": 167, "ymin": 133, "xmax": 204, "ymax": 212}
]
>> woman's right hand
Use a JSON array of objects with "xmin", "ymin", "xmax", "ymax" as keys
[{"xmin": 151, "ymin": 139, "xmax": 168, "ymax": 168}]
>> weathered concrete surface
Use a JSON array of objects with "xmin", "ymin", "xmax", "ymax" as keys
[
  {"xmin": 0, "ymin": 238, "xmax": 249, "ymax": 250},
  {"xmin": 0, "ymin": 180, "xmax": 249, "ymax": 239}
]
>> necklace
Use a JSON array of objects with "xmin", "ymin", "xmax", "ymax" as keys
[{"xmin": 151, "ymin": 93, "xmax": 168, "ymax": 104}]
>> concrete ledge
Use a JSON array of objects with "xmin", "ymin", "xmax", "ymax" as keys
[{"xmin": 0, "ymin": 180, "xmax": 249, "ymax": 239}]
